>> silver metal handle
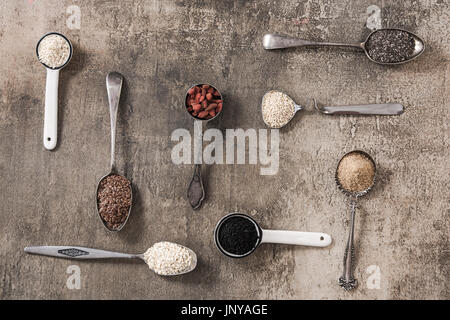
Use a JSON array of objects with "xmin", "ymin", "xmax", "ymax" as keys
[
  {"xmin": 339, "ymin": 199, "xmax": 358, "ymax": 290},
  {"xmin": 320, "ymin": 103, "xmax": 404, "ymax": 115},
  {"xmin": 106, "ymin": 72, "xmax": 123, "ymax": 171},
  {"xmin": 24, "ymin": 246, "xmax": 139, "ymax": 260},
  {"xmin": 263, "ymin": 34, "xmax": 363, "ymax": 50}
]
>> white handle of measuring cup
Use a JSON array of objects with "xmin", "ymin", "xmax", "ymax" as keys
[
  {"xmin": 43, "ymin": 68, "xmax": 59, "ymax": 150},
  {"xmin": 261, "ymin": 229, "xmax": 332, "ymax": 247}
]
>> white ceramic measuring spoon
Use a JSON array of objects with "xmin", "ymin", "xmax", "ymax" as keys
[
  {"xmin": 214, "ymin": 213, "xmax": 332, "ymax": 258},
  {"xmin": 36, "ymin": 32, "xmax": 73, "ymax": 150}
]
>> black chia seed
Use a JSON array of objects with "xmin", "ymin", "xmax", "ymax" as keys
[
  {"xmin": 217, "ymin": 216, "xmax": 260, "ymax": 256},
  {"xmin": 365, "ymin": 29, "xmax": 416, "ymax": 63}
]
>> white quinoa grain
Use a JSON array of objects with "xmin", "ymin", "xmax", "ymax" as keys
[
  {"xmin": 143, "ymin": 242, "xmax": 194, "ymax": 275},
  {"xmin": 38, "ymin": 34, "xmax": 70, "ymax": 69},
  {"xmin": 262, "ymin": 90, "xmax": 295, "ymax": 128}
]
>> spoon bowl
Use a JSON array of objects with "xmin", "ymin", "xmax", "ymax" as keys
[
  {"xmin": 335, "ymin": 150, "xmax": 376, "ymax": 197},
  {"xmin": 36, "ymin": 32, "xmax": 73, "ymax": 70},
  {"xmin": 362, "ymin": 28, "xmax": 425, "ymax": 65},
  {"xmin": 261, "ymin": 90, "xmax": 304, "ymax": 129},
  {"xmin": 95, "ymin": 172, "xmax": 133, "ymax": 232},
  {"xmin": 141, "ymin": 245, "xmax": 198, "ymax": 276},
  {"xmin": 185, "ymin": 83, "xmax": 223, "ymax": 122}
]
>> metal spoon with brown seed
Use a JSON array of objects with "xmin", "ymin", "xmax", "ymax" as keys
[
  {"xmin": 335, "ymin": 150, "xmax": 376, "ymax": 290},
  {"xmin": 95, "ymin": 72, "xmax": 132, "ymax": 232}
]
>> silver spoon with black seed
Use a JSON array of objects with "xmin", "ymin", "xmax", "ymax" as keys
[
  {"xmin": 263, "ymin": 28, "xmax": 424, "ymax": 65},
  {"xmin": 95, "ymin": 72, "xmax": 133, "ymax": 232}
]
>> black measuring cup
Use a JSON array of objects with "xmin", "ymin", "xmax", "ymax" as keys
[{"xmin": 214, "ymin": 213, "xmax": 332, "ymax": 258}]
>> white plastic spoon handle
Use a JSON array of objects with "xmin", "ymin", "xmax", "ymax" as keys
[
  {"xmin": 43, "ymin": 68, "xmax": 59, "ymax": 150},
  {"xmin": 261, "ymin": 229, "xmax": 332, "ymax": 247}
]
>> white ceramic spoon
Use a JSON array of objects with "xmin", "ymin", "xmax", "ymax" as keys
[
  {"xmin": 215, "ymin": 213, "xmax": 332, "ymax": 258},
  {"xmin": 36, "ymin": 32, "xmax": 73, "ymax": 150}
]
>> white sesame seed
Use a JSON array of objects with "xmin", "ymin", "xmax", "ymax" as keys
[
  {"xmin": 143, "ymin": 242, "xmax": 193, "ymax": 275},
  {"xmin": 38, "ymin": 34, "xmax": 70, "ymax": 69},
  {"xmin": 262, "ymin": 90, "xmax": 295, "ymax": 128}
]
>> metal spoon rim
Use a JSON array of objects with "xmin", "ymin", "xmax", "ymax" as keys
[
  {"xmin": 185, "ymin": 83, "xmax": 223, "ymax": 121},
  {"xmin": 214, "ymin": 212, "xmax": 262, "ymax": 259},
  {"xmin": 362, "ymin": 28, "xmax": 425, "ymax": 65},
  {"xmin": 335, "ymin": 150, "xmax": 377, "ymax": 197},
  {"xmin": 95, "ymin": 171, "xmax": 133, "ymax": 232},
  {"xmin": 187, "ymin": 164, "xmax": 205, "ymax": 210}
]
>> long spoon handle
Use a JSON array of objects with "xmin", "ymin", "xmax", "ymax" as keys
[
  {"xmin": 188, "ymin": 120, "xmax": 205, "ymax": 210},
  {"xmin": 24, "ymin": 246, "xmax": 139, "ymax": 260},
  {"xmin": 261, "ymin": 230, "xmax": 332, "ymax": 247},
  {"xmin": 339, "ymin": 199, "xmax": 358, "ymax": 290},
  {"xmin": 263, "ymin": 34, "xmax": 363, "ymax": 50},
  {"xmin": 106, "ymin": 72, "xmax": 123, "ymax": 171},
  {"xmin": 319, "ymin": 103, "xmax": 404, "ymax": 115},
  {"xmin": 43, "ymin": 69, "xmax": 59, "ymax": 150}
]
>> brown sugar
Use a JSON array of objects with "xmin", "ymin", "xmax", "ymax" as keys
[{"xmin": 337, "ymin": 152, "xmax": 375, "ymax": 193}]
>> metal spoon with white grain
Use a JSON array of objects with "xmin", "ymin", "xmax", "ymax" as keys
[
  {"xmin": 24, "ymin": 244, "xmax": 197, "ymax": 276},
  {"xmin": 261, "ymin": 91, "xmax": 404, "ymax": 129}
]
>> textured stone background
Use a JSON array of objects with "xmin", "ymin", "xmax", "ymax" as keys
[{"xmin": 0, "ymin": 0, "xmax": 448, "ymax": 299}]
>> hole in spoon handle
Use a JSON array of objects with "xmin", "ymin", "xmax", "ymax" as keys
[{"xmin": 261, "ymin": 230, "xmax": 332, "ymax": 247}]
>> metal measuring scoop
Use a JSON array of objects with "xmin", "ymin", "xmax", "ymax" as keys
[
  {"xmin": 95, "ymin": 72, "xmax": 132, "ymax": 232},
  {"xmin": 36, "ymin": 32, "xmax": 73, "ymax": 150},
  {"xmin": 263, "ymin": 28, "xmax": 424, "ymax": 65},
  {"xmin": 214, "ymin": 213, "xmax": 332, "ymax": 258},
  {"xmin": 335, "ymin": 150, "xmax": 376, "ymax": 290},
  {"xmin": 24, "ymin": 244, "xmax": 197, "ymax": 276},
  {"xmin": 261, "ymin": 91, "xmax": 403, "ymax": 129},
  {"xmin": 185, "ymin": 84, "xmax": 223, "ymax": 210}
]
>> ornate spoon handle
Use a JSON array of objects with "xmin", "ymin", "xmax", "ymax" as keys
[
  {"xmin": 25, "ymin": 246, "xmax": 140, "ymax": 259},
  {"xmin": 187, "ymin": 121, "xmax": 205, "ymax": 209},
  {"xmin": 339, "ymin": 198, "xmax": 358, "ymax": 290}
]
